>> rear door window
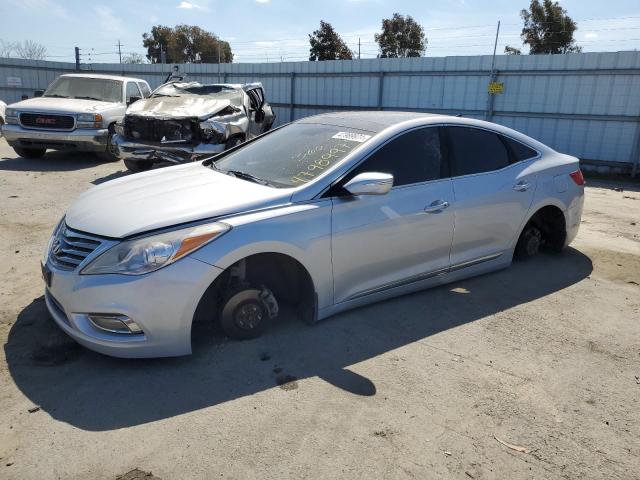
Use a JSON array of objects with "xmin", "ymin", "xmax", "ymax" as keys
[
  {"xmin": 446, "ymin": 126, "xmax": 510, "ymax": 176},
  {"xmin": 347, "ymin": 127, "xmax": 444, "ymax": 187},
  {"xmin": 501, "ymin": 136, "xmax": 538, "ymax": 162}
]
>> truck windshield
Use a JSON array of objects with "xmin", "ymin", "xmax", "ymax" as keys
[
  {"xmin": 213, "ymin": 123, "xmax": 374, "ymax": 188},
  {"xmin": 44, "ymin": 77, "xmax": 122, "ymax": 103}
]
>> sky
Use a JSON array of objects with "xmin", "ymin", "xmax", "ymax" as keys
[{"xmin": 0, "ymin": 0, "xmax": 639, "ymax": 64}]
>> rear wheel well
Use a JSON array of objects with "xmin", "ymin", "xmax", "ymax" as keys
[
  {"xmin": 523, "ymin": 205, "xmax": 567, "ymax": 252},
  {"xmin": 193, "ymin": 253, "xmax": 317, "ymax": 328}
]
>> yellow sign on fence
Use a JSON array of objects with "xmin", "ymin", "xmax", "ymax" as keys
[{"xmin": 488, "ymin": 81, "xmax": 504, "ymax": 94}]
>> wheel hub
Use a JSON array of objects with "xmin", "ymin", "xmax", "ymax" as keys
[{"xmin": 233, "ymin": 300, "xmax": 264, "ymax": 330}]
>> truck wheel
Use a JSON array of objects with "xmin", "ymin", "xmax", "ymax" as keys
[
  {"xmin": 124, "ymin": 159, "xmax": 153, "ymax": 173},
  {"xmin": 96, "ymin": 130, "xmax": 120, "ymax": 162},
  {"xmin": 13, "ymin": 147, "xmax": 46, "ymax": 159}
]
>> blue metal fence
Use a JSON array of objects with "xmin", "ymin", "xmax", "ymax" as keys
[{"xmin": 1, "ymin": 52, "xmax": 639, "ymax": 175}]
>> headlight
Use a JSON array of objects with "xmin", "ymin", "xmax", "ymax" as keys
[
  {"xmin": 77, "ymin": 113, "xmax": 103, "ymax": 129},
  {"xmin": 5, "ymin": 107, "xmax": 18, "ymax": 125},
  {"xmin": 81, "ymin": 222, "xmax": 230, "ymax": 275},
  {"xmin": 199, "ymin": 119, "xmax": 226, "ymax": 142}
]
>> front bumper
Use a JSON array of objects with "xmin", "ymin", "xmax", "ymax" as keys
[
  {"xmin": 113, "ymin": 134, "xmax": 226, "ymax": 164},
  {"xmin": 43, "ymin": 257, "xmax": 223, "ymax": 358},
  {"xmin": 2, "ymin": 124, "xmax": 109, "ymax": 152}
]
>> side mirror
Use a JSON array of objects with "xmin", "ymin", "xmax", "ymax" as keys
[
  {"xmin": 127, "ymin": 95, "xmax": 141, "ymax": 106},
  {"xmin": 343, "ymin": 172, "xmax": 393, "ymax": 196}
]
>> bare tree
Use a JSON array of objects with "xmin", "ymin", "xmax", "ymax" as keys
[
  {"xmin": 14, "ymin": 40, "xmax": 48, "ymax": 60},
  {"xmin": 0, "ymin": 39, "xmax": 18, "ymax": 57},
  {"xmin": 122, "ymin": 52, "xmax": 147, "ymax": 64}
]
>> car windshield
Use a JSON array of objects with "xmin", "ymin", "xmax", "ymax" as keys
[
  {"xmin": 44, "ymin": 77, "xmax": 122, "ymax": 103},
  {"xmin": 152, "ymin": 83, "xmax": 234, "ymax": 97},
  {"xmin": 213, "ymin": 123, "xmax": 374, "ymax": 188}
]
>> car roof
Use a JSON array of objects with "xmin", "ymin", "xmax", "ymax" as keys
[
  {"xmin": 297, "ymin": 111, "xmax": 444, "ymax": 133},
  {"xmin": 60, "ymin": 73, "xmax": 147, "ymax": 83},
  {"xmin": 297, "ymin": 110, "xmax": 553, "ymax": 153}
]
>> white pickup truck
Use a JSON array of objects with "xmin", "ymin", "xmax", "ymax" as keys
[{"xmin": 1, "ymin": 73, "xmax": 151, "ymax": 160}]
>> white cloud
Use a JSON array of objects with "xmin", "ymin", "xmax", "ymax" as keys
[
  {"xmin": 584, "ymin": 32, "xmax": 598, "ymax": 40},
  {"xmin": 256, "ymin": 0, "xmax": 270, "ymax": 3},
  {"xmin": 93, "ymin": 5, "xmax": 124, "ymax": 35},
  {"xmin": 177, "ymin": 1, "xmax": 204, "ymax": 9}
]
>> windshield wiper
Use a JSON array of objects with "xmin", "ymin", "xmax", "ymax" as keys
[
  {"xmin": 224, "ymin": 169, "xmax": 271, "ymax": 186},
  {"xmin": 152, "ymin": 93, "xmax": 179, "ymax": 98},
  {"xmin": 44, "ymin": 94, "xmax": 68, "ymax": 98},
  {"xmin": 74, "ymin": 96, "xmax": 104, "ymax": 101}
]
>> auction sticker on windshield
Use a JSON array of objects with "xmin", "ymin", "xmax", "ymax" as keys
[{"xmin": 332, "ymin": 132, "xmax": 372, "ymax": 143}]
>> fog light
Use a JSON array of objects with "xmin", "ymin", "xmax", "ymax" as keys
[{"xmin": 87, "ymin": 314, "xmax": 143, "ymax": 334}]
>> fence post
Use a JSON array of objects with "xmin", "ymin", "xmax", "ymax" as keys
[
  {"xmin": 486, "ymin": 70, "xmax": 499, "ymax": 121},
  {"xmin": 631, "ymin": 121, "xmax": 640, "ymax": 177},
  {"xmin": 289, "ymin": 72, "xmax": 296, "ymax": 122},
  {"xmin": 377, "ymin": 72, "xmax": 385, "ymax": 110}
]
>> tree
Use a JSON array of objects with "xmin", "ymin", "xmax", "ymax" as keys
[
  {"xmin": 1, "ymin": 40, "xmax": 47, "ymax": 59},
  {"xmin": 308, "ymin": 21, "xmax": 353, "ymax": 61},
  {"xmin": 122, "ymin": 53, "xmax": 147, "ymax": 64},
  {"xmin": 142, "ymin": 24, "xmax": 233, "ymax": 63},
  {"xmin": 375, "ymin": 13, "xmax": 426, "ymax": 58},
  {"xmin": 504, "ymin": 45, "xmax": 522, "ymax": 55},
  {"xmin": 520, "ymin": 0, "xmax": 581, "ymax": 54}
]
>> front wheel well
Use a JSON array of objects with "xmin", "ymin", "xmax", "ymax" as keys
[
  {"xmin": 522, "ymin": 205, "xmax": 567, "ymax": 253},
  {"xmin": 193, "ymin": 252, "xmax": 317, "ymax": 328}
]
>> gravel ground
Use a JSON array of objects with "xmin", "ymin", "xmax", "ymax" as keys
[{"xmin": 0, "ymin": 138, "xmax": 639, "ymax": 480}]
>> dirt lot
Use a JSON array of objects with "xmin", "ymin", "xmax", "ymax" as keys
[{"xmin": 0, "ymin": 137, "xmax": 639, "ymax": 480}]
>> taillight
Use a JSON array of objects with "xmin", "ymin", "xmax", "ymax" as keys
[{"xmin": 569, "ymin": 170, "xmax": 585, "ymax": 186}]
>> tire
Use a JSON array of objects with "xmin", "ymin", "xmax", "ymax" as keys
[
  {"xmin": 124, "ymin": 158, "xmax": 153, "ymax": 173},
  {"xmin": 225, "ymin": 136, "xmax": 244, "ymax": 150},
  {"xmin": 96, "ymin": 130, "xmax": 120, "ymax": 162},
  {"xmin": 219, "ymin": 288, "xmax": 274, "ymax": 340},
  {"xmin": 515, "ymin": 224, "xmax": 542, "ymax": 260},
  {"xmin": 13, "ymin": 146, "xmax": 46, "ymax": 159}
]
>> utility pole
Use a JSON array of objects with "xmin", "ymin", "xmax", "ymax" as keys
[
  {"xmin": 358, "ymin": 37, "xmax": 361, "ymax": 59},
  {"xmin": 485, "ymin": 20, "xmax": 501, "ymax": 120},
  {"xmin": 74, "ymin": 46, "xmax": 80, "ymax": 71},
  {"xmin": 116, "ymin": 40, "xmax": 123, "ymax": 64}
]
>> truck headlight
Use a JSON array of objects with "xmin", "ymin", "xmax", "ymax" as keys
[
  {"xmin": 81, "ymin": 222, "xmax": 230, "ymax": 275},
  {"xmin": 5, "ymin": 107, "xmax": 19, "ymax": 125},
  {"xmin": 77, "ymin": 113, "xmax": 103, "ymax": 129}
]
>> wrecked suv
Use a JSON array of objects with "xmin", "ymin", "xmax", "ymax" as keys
[{"xmin": 114, "ymin": 82, "xmax": 275, "ymax": 172}]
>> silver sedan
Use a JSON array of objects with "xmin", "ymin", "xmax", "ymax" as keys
[{"xmin": 42, "ymin": 112, "xmax": 584, "ymax": 358}]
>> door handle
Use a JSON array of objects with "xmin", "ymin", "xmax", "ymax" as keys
[
  {"xmin": 513, "ymin": 181, "xmax": 530, "ymax": 192},
  {"xmin": 424, "ymin": 200, "xmax": 450, "ymax": 213}
]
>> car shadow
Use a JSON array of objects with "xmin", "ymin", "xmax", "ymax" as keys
[
  {"xmin": 4, "ymin": 248, "xmax": 592, "ymax": 432},
  {"xmin": 0, "ymin": 150, "xmax": 104, "ymax": 172},
  {"xmin": 91, "ymin": 169, "xmax": 130, "ymax": 185}
]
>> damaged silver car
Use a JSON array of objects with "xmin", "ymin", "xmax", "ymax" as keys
[{"xmin": 113, "ymin": 82, "xmax": 275, "ymax": 172}]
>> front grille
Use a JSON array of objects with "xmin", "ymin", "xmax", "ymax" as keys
[
  {"xmin": 49, "ymin": 225, "xmax": 103, "ymax": 270},
  {"xmin": 125, "ymin": 115, "xmax": 196, "ymax": 143},
  {"xmin": 20, "ymin": 113, "xmax": 75, "ymax": 130}
]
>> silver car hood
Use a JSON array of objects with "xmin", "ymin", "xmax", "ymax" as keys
[
  {"xmin": 126, "ymin": 96, "xmax": 233, "ymax": 120},
  {"xmin": 65, "ymin": 163, "xmax": 290, "ymax": 238}
]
